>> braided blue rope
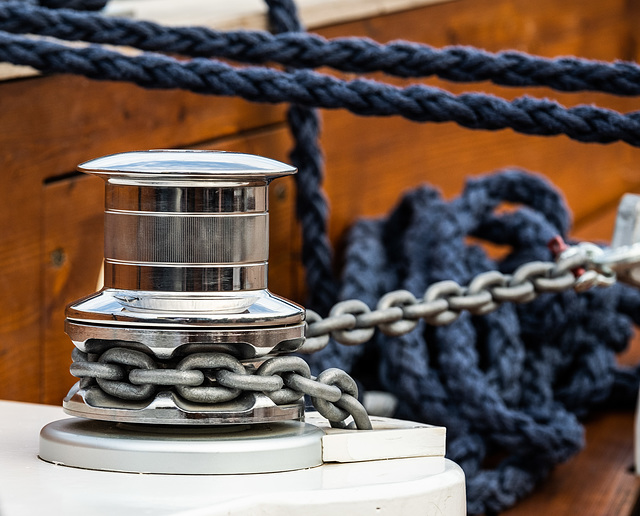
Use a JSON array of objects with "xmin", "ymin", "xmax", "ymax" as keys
[
  {"xmin": 265, "ymin": 0, "xmax": 338, "ymax": 314},
  {"xmin": 308, "ymin": 171, "xmax": 640, "ymax": 514},
  {"xmin": 37, "ymin": 0, "xmax": 107, "ymax": 11},
  {"xmin": 1, "ymin": 32, "xmax": 640, "ymax": 146},
  {"xmin": 4, "ymin": 1, "xmax": 640, "ymax": 95}
]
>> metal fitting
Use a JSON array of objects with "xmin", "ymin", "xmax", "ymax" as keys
[{"xmin": 62, "ymin": 150, "xmax": 306, "ymax": 424}]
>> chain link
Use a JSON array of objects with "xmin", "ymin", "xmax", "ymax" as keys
[
  {"xmin": 300, "ymin": 246, "xmax": 620, "ymax": 352},
  {"xmin": 68, "ymin": 243, "xmax": 630, "ymax": 431},
  {"xmin": 96, "ymin": 348, "xmax": 156, "ymax": 401},
  {"xmin": 71, "ymin": 348, "xmax": 371, "ymax": 430}
]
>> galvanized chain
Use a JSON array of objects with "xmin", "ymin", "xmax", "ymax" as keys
[
  {"xmin": 301, "ymin": 242, "xmax": 619, "ymax": 353},
  {"xmin": 70, "ymin": 347, "xmax": 372, "ymax": 430}
]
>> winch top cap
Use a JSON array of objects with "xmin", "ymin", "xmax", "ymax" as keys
[{"xmin": 78, "ymin": 150, "xmax": 297, "ymax": 180}]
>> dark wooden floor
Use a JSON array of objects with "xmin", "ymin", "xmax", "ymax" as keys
[{"xmin": 503, "ymin": 411, "xmax": 640, "ymax": 516}]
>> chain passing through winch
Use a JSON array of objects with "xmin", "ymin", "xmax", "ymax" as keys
[
  {"xmin": 301, "ymin": 194, "xmax": 640, "ymax": 353},
  {"xmin": 61, "ymin": 150, "xmax": 371, "ymax": 430}
]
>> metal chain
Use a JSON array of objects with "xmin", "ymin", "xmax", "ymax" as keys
[
  {"xmin": 67, "ymin": 242, "xmax": 633, "ymax": 430},
  {"xmin": 301, "ymin": 243, "xmax": 618, "ymax": 353},
  {"xmin": 70, "ymin": 348, "xmax": 372, "ymax": 430}
]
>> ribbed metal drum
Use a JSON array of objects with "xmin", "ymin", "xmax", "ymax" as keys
[{"xmin": 62, "ymin": 150, "xmax": 307, "ymax": 425}]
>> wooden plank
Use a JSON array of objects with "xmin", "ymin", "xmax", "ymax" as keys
[
  {"xmin": 319, "ymin": 115, "xmax": 640, "ymax": 245},
  {"xmin": 106, "ymin": 0, "xmax": 457, "ymax": 30},
  {"xmin": 503, "ymin": 412, "xmax": 640, "ymax": 516},
  {"xmin": 317, "ymin": 0, "xmax": 640, "ymax": 242},
  {"xmin": 0, "ymin": 173, "xmax": 41, "ymax": 401},
  {"xmin": 0, "ymin": 74, "xmax": 285, "ymax": 186},
  {"xmin": 41, "ymin": 175, "xmax": 104, "ymax": 405}
]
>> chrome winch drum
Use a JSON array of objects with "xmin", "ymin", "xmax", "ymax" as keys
[
  {"xmin": 38, "ymin": 151, "xmax": 466, "ymax": 507},
  {"xmin": 62, "ymin": 150, "xmax": 307, "ymax": 425}
]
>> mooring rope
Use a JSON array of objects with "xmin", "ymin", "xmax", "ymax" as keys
[
  {"xmin": 265, "ymin": 0, "xmax": 338, "ymax": 314},
  {"xmin": 4, "ymin": 1, "xmax": 640, "ymax": 95},
  {"xmin": 1, "ymin": 32, "xmax": 640, "ymax": 149}
]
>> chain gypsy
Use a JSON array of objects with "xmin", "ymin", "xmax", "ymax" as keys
[
  {"xmin": 70, "ymin": 347, "xmax": 372, "ymax": 430},
  {"xmin": 302, "ymin": 242, "xmax": 625, "ymax": 353}
]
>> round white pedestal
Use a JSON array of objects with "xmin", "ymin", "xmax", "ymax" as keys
[
  {"xmin": 39, "ymin": 418, "xmax": 323, "ymax": 474},
  {"xmin": 1, "ymin": 401, "xmax": 467, "ymax": 516}
]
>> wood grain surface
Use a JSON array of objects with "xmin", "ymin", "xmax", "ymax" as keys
[{"xmin": 503, "ymin": 411, "xmax": 640, "ymax": 516}]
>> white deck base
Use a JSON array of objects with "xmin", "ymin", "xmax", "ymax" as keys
[{"xmin": 0, "ymin": 400, "xmax": 466, "ymax": 516}]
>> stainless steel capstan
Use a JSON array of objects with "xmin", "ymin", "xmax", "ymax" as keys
[{"xmin": 62, "ymin": 149, "xmax": 306, "ymax": 425}]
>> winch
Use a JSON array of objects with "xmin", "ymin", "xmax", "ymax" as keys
[
  {"xmin": 34, "ymin": 150, "xmax": 465, "ymax": 515},
  {"xmin": 61, "ymin": 149, "xmax": 308, "ymax": 427}
]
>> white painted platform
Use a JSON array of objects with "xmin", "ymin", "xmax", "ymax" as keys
[{"xmin": 0, "ymin": 400, "xmax": 465, "ymax": 516}]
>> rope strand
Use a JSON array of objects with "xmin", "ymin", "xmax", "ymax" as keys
[
  {"xmin": 265, "ymin": 0, "xmax": 338, "ymax": 314},
  {"xmin": 3, "ymin": 1, "xmax": 640, "ymax": 95},
  {"xmin": 2, "ymin": 33, "xmax": 640, "ymax": 147}
]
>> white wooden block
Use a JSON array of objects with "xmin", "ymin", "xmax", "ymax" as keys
[{"xmin": 305, "ymin": 412, "xmax": 446, "ymax": 463}]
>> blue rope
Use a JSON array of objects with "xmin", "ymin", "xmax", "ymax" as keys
[
  {"xmin": 264, "ymin": 0, "xmax": 302, "ymax": 32},
  {"xmin": 1, "ymin": 32, "xmax": 640, "ymax": 147},
  {"xmin": 308, "ymin": 171, "xmax": 640, "ymax": 514},
  {"xmin": 36, "ymin": 0, "xmax": 107, "ymax": 11},
  {"xmin": 265, "ymin": 0, "xmax": 338, "ymax": 314},
  {"xmin": 4, "ymin": 1, "xmax": 640, "ymax": 96}
]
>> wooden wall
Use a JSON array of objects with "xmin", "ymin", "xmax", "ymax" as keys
[{"xmin": 1, "ymin": 0, "xmax": 640, "ymax": 404}]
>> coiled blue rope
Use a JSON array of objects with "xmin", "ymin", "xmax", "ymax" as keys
[
  {"xmin": 1, "ymin": 33, "xmax": 640, "ymax": 147},
  {"xmin": 309, "ymin": 171, "xmax": 640, "ymax": 514}
]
